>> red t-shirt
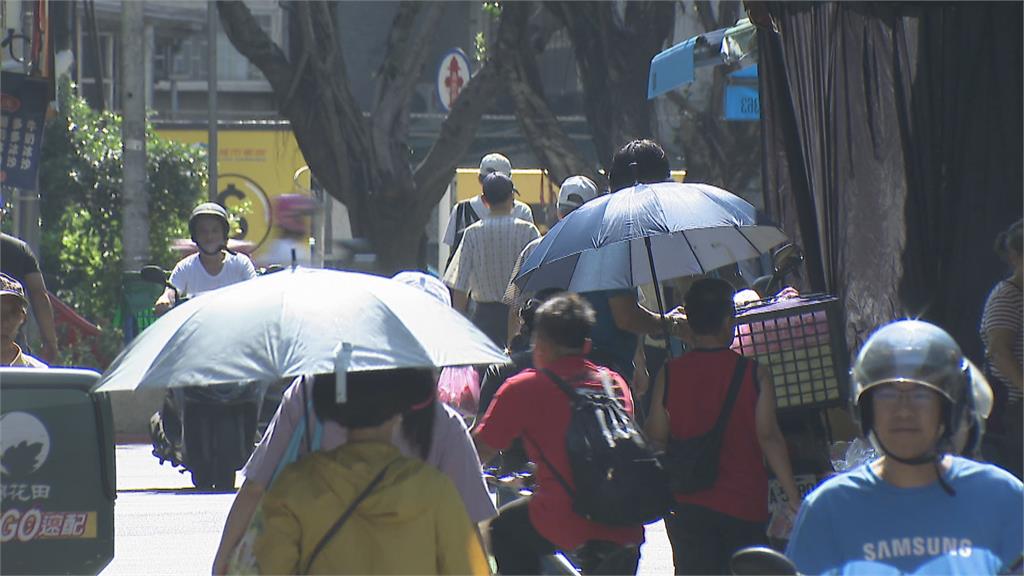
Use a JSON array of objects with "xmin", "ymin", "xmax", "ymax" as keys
[
  {"xmin": 475, "ymin": 355, "xmax": 645, "ymax": 550},
  {"xmin": 666, "ymin": 348, "xmax": 769, "ymax": 523}
]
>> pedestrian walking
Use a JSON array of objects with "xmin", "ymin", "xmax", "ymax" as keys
[
  {"xmin": 211, "ymin": 272, "xmax": 495, "ymax": 575},
  {"xmin": 252, "ymin": 369, "xmax": 490, "ymax": 575},
  {"xmin": 0, "ymin": 273, "xmax": 47, "ymax": 367},
  {"xmin": 474, "ymin": 293, "xmax": 644, "ymax": 575},
  {"xmin": 503, "ymin": 175, "xmax": 601, "ymax": 344},
  {"xmin": 444, "ymin": 172, "xmax": 540, "ymax": 348},
  {"xmin": 0, "ymin": 198, "xmax": 59, "ymax": 363},
  {"xmin": 646, "ymin": 277, "xmax": 801, "ymax": 575},
  {"xmin": 980, "ymin": 219, "xmax": 1023, "ymax": 479},
  {"xmin": 443, "ymin": 153, "xmax": 534, "ymax": 266}
]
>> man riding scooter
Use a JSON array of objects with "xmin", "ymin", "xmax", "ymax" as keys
[
  {"xmin": 786, "ymin": 320, "xmax": 1023, "ymax": 574},
  {"xmin": 150, "ymin": 202, "xmax": 259, "ymax": 490}
]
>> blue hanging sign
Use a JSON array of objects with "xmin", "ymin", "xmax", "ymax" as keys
[
  {"xmin": 0, "ymin": 72, "xmax": 49, "ymax": 191},
  {"xmin": 724, "ymin": 84, "xmax": 760, "ymax": 121}
]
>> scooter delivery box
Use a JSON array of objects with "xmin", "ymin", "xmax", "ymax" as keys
[{"xmin": 0, "ymin": 368, "xmax": 115, "ymax": 575}]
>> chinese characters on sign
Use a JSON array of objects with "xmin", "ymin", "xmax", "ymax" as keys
[
  {"xmin": 1, "ymin": 483, "xmax": 51, "ymax": 502},
  {"xmin": 0, "ymin": 72, "xmax": 49, "ymax": 191},
  {"xmin": 0, "ymin": 509, "xmax": 97, "ymax": 542}
]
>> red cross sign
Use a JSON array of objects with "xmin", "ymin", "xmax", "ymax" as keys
[{"xmin": 437, "ymin": 49, "xmax": 472, "ymax": 113}]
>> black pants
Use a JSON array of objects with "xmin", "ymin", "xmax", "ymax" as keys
[
  {"xmin": 471, "ymin": 300, "xmax": 509, "ymax": 349},
  {"xmin": 666, "ymin": 504, "xmax": 766, "ymax": 575},
  {"xmin": 489, "ymin": 497, "xmax": 641, "ymax": 575},
  {"xmin": 993, "ymin": 399, "xmax": 1024, "ymax": 480}
]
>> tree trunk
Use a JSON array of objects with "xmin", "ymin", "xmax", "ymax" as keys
[
  {"xmin": 499, "ymin": 2, "xmax": 596, "ymax": 187},
  {"xmin": 546, "ymin": 2, "xmax": 675, "ymax": 167}
]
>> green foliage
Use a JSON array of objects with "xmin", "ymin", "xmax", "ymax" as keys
[
  {"xmin": 482, "ymin": 1, "xmax": 501, "ymax": 18},
  {"xmin": 38, "ymin": 83, "xmax": 205, "ymax": 363},
  {"xmin": 474, "ymin": 31, "xmax": 487, "ymax": 63}
]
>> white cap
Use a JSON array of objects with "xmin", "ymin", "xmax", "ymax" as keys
[
  {"xmin": 392, "ymin": 271, "xmax": 451, "ymax": 307},
  {"xmin": 557, "ymin": 175, "xmax": 599, "ymax": 213},
  {"xmin": 479, "ymin": 153, "xmax": 512, "ymax": 177}
]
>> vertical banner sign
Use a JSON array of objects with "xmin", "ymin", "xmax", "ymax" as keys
[{"xmin": 0, "ymin": 72, "xmax": 49, "ymax": 191}]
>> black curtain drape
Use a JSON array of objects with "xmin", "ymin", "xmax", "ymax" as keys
[{"xmin": 756, "ymin": 1, "xmax": 1022, "ymax": 361}]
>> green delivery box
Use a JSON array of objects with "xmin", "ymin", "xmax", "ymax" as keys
[{"xmin": 0, "ymin": 368, "xmax": 115, "ymax": 575}]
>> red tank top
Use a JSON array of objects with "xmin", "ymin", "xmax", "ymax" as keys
[{"xmin": 666, "ymin": 348, "xmax": 769, "ymax": 522}]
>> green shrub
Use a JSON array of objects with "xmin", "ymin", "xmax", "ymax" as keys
[{"xmin": 38, "ymin": 83, "xmax": 206, "ymax": 365}]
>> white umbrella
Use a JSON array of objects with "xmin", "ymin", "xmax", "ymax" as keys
[{"xmin": 96, "ymin": 268, "xmax": 509, "ymax": 391}]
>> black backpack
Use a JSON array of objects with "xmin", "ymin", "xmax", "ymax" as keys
[
  {"xmin": 533, "ymin": 369, "xmax": 673, "ymax": 526},
  {"xmin": 446, "ymin": 201, "xmax": 481, "ymax": 268}
]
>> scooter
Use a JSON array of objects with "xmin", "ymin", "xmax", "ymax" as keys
[
  {"xmin": 483, "ymin": 461, "xmax": 641, "ymax": 576},
  {"xmin": 141, "ymin": 265, "xmax": 265, "ymax": 491},
  {"xmin": 730, "ymin": 547, "xmax": 799, "ymax": 575}
]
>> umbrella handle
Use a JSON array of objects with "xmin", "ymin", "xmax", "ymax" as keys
[{"xmin": 642, "ymin": 236, "xmax": 676, "ymax": 357}]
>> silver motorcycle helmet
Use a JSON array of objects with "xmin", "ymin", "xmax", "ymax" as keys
[
  {"xmin": 850, "ymin": 320, "xmax": 976, "ymax": 458},
  {"xmin": 955, "ymin": 360, "xmax": 994, "ymax": 456}
]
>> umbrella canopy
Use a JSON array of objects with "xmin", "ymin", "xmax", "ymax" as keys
[
  {"xmin": 512, "ymin": 181, "xmax": 788, "ymax": 294},
  {"xmin": 96, "ymin": 269, "xmax": 509, "ymax": 391}
]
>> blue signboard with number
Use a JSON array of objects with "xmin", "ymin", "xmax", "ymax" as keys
[
  {"xmin": 0, "ymin": 72, "xmax": 49, "ymax": 191},
  {"xmin": 724, "ymin": 84, "xmax": 760, "ymax": 121}
]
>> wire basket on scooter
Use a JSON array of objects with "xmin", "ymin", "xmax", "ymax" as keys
[{"xmin": 732, "ymin": 294, "xmax": 850, "ymax": 411}]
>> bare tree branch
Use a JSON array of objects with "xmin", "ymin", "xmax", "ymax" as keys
[
  {"xmin": 501, "ymin": 2, "xmax": 593, "ymax": 187},
  {"xmin": 411, "ymin": 9, "xmax": 518, "ymax": 216},
  {"xmin": 216, "ymin": 1, "xmax": 292, "ymax": 92},
  {"xmin": 546, "ymin": 1, "xmax": 674, "ymax": 166},
  {"xmin": 372, "ymin": 3, "xmax": 443, "ymax": 193}
]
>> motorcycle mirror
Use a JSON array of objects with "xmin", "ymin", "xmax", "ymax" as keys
[
  {"xmin": 772, "ymin": 243, "xmax": 804, "ymax": 276},
  {"xmin": 730, "ymin": 546, "xmax": 799, "ymax": 576},
  {"xmin": 140, "ymin": 265, "xmax": 169, "ymax": 286}
]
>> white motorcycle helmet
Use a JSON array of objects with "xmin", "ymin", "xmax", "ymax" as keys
[
  {"xmin": 851, "ymin": 319, "xmax": 992, "ymax": 461},
  {"xmin": 189, "ymin": 202, "xmax": 230, "ymax": 254}
]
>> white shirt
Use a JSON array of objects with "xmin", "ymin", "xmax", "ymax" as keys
[
  {"xmin": 444, "ymin": 214, "xmax": 539, "ymax": 303},
  {"xmin": 168, "ymin": 252, "xmax": 257, "ymax": 298},
  {"xmin": 442, "ymin": 196, "xmax": 534, "ymax": 246}
]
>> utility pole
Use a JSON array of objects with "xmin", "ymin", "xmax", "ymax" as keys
[
  {"xmin": 208, "ymin": 1, "xmax": 218, "ymax": 201},
  {"xmin": 121, "ymin": 0, "xmax": 149, "ymax": 272}
]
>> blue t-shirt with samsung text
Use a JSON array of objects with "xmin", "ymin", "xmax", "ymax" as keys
[{"xmin": 786, "ymin": 456, "xmax": 1023, "ymax": 575}]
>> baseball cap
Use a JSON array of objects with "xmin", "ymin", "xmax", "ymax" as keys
[
  {"xmin": 557, "ymin": 175, "xmax": 599, "ymax": 213},
  {"xmin": 478, "ymin": 153, "xmax": 512, "ymax": 177},
  {"xmin": 481, "ymin": 172, "xmax": 515, "ymax": 204},
  {"xmin": 0, "ymin": 273, "xmax": 28, "ymax": 305}
]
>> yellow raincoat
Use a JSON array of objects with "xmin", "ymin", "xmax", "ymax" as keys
[{"xmin": 255, "ymin": 442, "xmax": 490, "ymax": 575}]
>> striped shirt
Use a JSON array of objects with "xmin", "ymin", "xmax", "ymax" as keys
[
  {"xmin": 444, "ymin": 214, "xmax": 540, "ymax": 304},
  {"xmin": 980, "ymin": 279, "xmax": 1023, "ymax": 400},
  {"xmin": 502, "ymin": 235, "xmax": 543, "ymax": 309}
]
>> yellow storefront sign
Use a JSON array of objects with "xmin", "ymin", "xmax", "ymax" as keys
[
  {"xmin": 453, "ymin": 168, "xmax": 686, "ymax": 233},
  {"xmin": 155, "ymin": 125, "xmax": 312, "ymax": 260}
]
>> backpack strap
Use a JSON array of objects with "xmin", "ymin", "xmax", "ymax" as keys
[
  {"xmin": 528, "ymin": 369, "xmax": 594, "ymax": 501},
  {"xmin": 301, "ymin": 457, "xmax": 400, "ymax": 575},
  {"xmin": 540, "ymin": 368, "xmax": 587, "ymax": 400},
  {"xmin": 524, "ymin": 435, "xmax": 575, "ymax": 502},
  {"xmin": 710, "ymin": 356, "xmax": 749, "ymax": 437}
]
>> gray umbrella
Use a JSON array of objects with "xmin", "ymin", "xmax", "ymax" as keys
[{"xmin": 512, "ymin": 181, "xmax": 787, "ymax": 296}]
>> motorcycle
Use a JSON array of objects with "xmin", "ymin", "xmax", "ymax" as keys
[
  {"xmin": 141, "ymin": 265, "xmax": 266, "ymax": 491},
  {"xmin": 730, "ymin": 547, "xmax": 799, "ymax": 575},
  {"xmin": 482, "ymin": 462, "xmax": 640, "ymax": 576}
]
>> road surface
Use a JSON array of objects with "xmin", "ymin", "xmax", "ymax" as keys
[{"xmin": 102, "ymin": 444, "xmax": 673, "ymax": 575}]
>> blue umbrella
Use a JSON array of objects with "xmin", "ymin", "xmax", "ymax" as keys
[{"xmin": 512, "ymin": 181, "xmax": 787, "ymax": 297}]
